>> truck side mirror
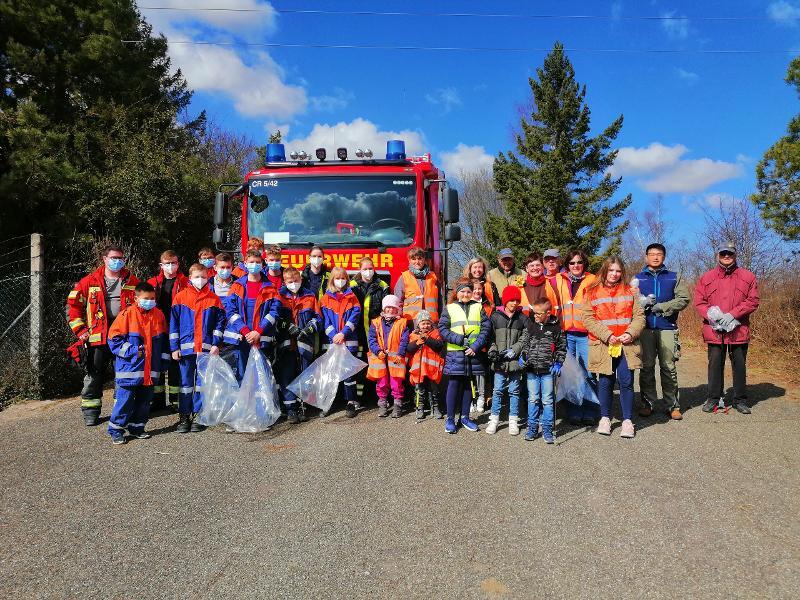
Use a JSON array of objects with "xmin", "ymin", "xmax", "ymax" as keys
[
  {"xmin": 212, "ymin": 227, "xmax": 227, "ymax": 245},
  {"xmin": 444, "ymin": 224, "xmax": 462, "ymax": 242},
  {"xmin": 443, "ymin": 188, "xmax": 459, "ymax": 223},
  {"xmin": 214, "ymin": 192, "xmax": 228, "ymax": 227}
]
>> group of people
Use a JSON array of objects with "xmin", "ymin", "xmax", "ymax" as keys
[{"xmin": 66, "ymin": 237, "xmax": 760, "ymax": 445}]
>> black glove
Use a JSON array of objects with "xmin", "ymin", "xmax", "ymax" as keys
[
  {"xmin": 487, "ymin": 349, "xmax": 499, "ymax": 363},
  {"xmin": 298, "ymin": 324, "xmax": 315, "ymax": 341},
  {"xmin": 287, "ymin": 323, "xmax": 301, "ymax": 337}
]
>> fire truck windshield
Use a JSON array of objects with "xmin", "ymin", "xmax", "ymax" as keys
[{"xmin": 247, "ymin": 175, "xmax": 417, "ymax": 246}]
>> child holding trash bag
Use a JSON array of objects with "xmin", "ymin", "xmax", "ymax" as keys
[
  {"xmin": 367, "ymin": 295, "xmax": 410, "ymax": 418},
  {"xmin": 223, "ymin": 249, "xmax": 282, "ymax": 381},
  {"xmin": 407, "ymin": 310, "xmax": 444, "ymax": 421},
  {"xmin": 319, "ymin": 267, "xmax": 362, "ymax": 418},
  {"xmin": 438, "ymin": 278, "xmax": 491, "ymax": 434},
  {"xmin": 169, "ymin": 263, "xmax": 226, "ymax": 434},
  {"xmin": 106, "ymin": 282, "xmax": 168, "ymax": 445},
  {"xmin": 276, "ymin": 267, "xmax": 321, "ymax": 424},
  {"xmin": 581, "ymin": 256, "xmax": 645, "ymax": 439},
  {"xmin": 520, "ymin": 297, "xmax": 566, "ymax": 443},
  {"xmin": 485, "ymin": 286, "xmax": 528, "ymax": 436}
]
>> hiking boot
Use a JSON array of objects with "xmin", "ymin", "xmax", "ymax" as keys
[
  {"xmin": 176, "ymin": 414, "xmax": 191, "ymax": 434},
  {"xmin": 485, "ymin": 414, "xmax": 500, "ymax": 435},
  {"xmin": 702, "ymin": 399, "xmax": 717, "ymax": 413},
  {"xmin": 128, "ymin": 430, "xmax": 151, "ymax": 439},
  {"xmin": 620, "ymin": 419, "xmax": 635, "ymax": 438},
  {"xmin": 733, "ymin": 402, "xmax": 751, "ymax": 414},
  {"xmin": 82, "ymin": 408, "xmax": 100, "ymax": 427},
  {"xmin": 508, "ymin": 417, "xmax": 520, "ymax": 436},
  {"xmin": 110, "ymin": 430, "xmax": 126, "ymax": 445},
  {"xmin": 596, "ymin": 416, "xmax": 612, "ymax": 436},
  {"xmin": 638, "ymin": 403, "xmax": 653, "ymax": 417},
  {"xmin": 391, "ymin": 403, "xmax": 403, "ymax": 418},
  {"xmin": 377, "ymin": 404, "xmax": 389, "ymax": 417},
  {"xmin": 287, "ymin": 410, "xmax": 300, "ymax": 424},
  {"xmin": 542, "ymin": 429, "xmax": 555, "ymax": 444},
  {"xmin": 432, "ymin": 400, "xmax": 443, "ymax": 419},
  {"xmin": 345, "ymin": 402, "xmax": 358, "ymax": 418},
  {"xmin": 445, "ymin": 417, "xmax": 457, "ymax": 434},
  {"xmin": 190, "ymin": 421, "xmax": 206, "ymax": 433},
  {"xmin": 460, "ymin": 417, "xmax": 479, "ymax": 432},
  {"xmin": 415, "ymin": 407, "xmax": 425, "ymax": 420},
  {"xmin": 524, "ymin": 426, "xmax": 539, "ymax": 441},
  {"xmin": 670, "ymin": 408, "xmax": 683, "ymax": 420}
]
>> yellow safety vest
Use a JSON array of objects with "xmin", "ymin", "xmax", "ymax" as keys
[{"xmin": 445, "ymin": 302, "xmax": 482, "ymax": 352}]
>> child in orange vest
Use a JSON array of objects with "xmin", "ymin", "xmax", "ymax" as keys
[
  {"xmin": 367, "ymin": 295, "xmax": 410, "ymax": 418},
  {"xmin": 394, "ymin": 246, "xmax": 440, "ymax": 323},
  {"xmin": 407, "ymin": 310, "xmax": 444, "ymax": 421}
]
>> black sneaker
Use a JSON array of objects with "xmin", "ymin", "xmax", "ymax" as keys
[
  {"xmin": 189, "ymin": 421, "xmax": 206, "ymax": 432},
  {"xmin": 128, "ymin": 431, "xmax": 151, "ymax": 439},
  {"xmin": 702, "ymin": 399, "xmax": 717, "ymax": 413},
  {"xmin": 287, "ymin": 411, "xmax": 300, "ymax": 424},
  {"xmin": 733, "ymin": 403, "xmax": 751, "ymax": 414},
  {"xmin": 345, "ymin": 403, "xmax": 357, "ymax": 418},
  {"xmin": 176, "ymin": 414, "xmax": 191, "ymax": 434},
  {"xmin": 110, "ymin": 430, "xmax": 126, "ymax": 445}
]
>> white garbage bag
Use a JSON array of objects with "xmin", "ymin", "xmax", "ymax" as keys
[
  {"xmin": 223, "ymin": 349, "xmax": 282, "ymax": 433},
  {"xmin": 195, "ymin": 353, "xmax": 239, "ymax": 426},
  {"xmin": 556, "ymin": 352, "xmax": 599, "ymax": 406},
  {"xmin": 287, "ymin": 343, "xmax": 367, "ymax": 413}
]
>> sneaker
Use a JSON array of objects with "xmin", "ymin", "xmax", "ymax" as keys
[
  {"xmin": 445, "ymin": 417, "xmax": 457, "ymax": 434},
  {"xmin": 733, "ymin": 403, "xmax": 751, "ymax": 414},
  {"xmin": 128, "ymin": 431, "xmax": 151, "ymax": 439},
  {"xmin": 638, "ymin": 403, "xmax": 653, "ymax": 417},
  {"xmin": 110, "ymin": 430, "xmax": 126, "ymax": 445},
  {"xmin": 475, "ymin": 398, "xmax": 485, "ymax": 413},
  {"xmin": 702, "ymin": 399, "xmax": 717, "ymax": 413},
  {"xmin": 415, "ymin": 407, "xmax": 425, "ymax": 421},
  {"xmin": 176, "ymin": 414, "xmax": 191, "ymax": 434},
  {"xmin": 190, "ymin": 421, "xmax": 206, "ymax": 433},
  {"xmin": 433, "ymin": 405, "xmax": 443, "ymax": 419},
  {"xmin": 460, "ymin": 417, "xmax": 479, "ymax": 432},
  {"xmin": 542, "ymin": 430, "xmax": 555, "ymax": 444},
  {"xmin": 670, "ymin": 408, "xmax": 683, "ymax": 420},
  {"xmin": 377, "ymin": 404, "xmax": 389, "ymax": 418},
  {"xmin": 485, "ymin": 415, "xmax": 500, "ymax": 435},
  {"xmin": 287, "ymin": 411, "xmax": 300, "ymax": 424},
  {"xmin": 508, "ymin": 418, "xmax": 520, "ymax": 436},
  {"xmin": 524, "ymin": 427, "xmax": 539, "ymax": 441},
  {"xmin": 596, "ymin": 416, "xmax": 612, "ymax": 436},
  {"xmin": 620, "ymin": 419, "xmax": 635, "ymax": 438},
  {"xmin": 391, "ymin": 403, "xmax": 403, "ymax": 418},
  {"xmin": 345, "ymin": 403, "xmax": 358, "ymax": 418}
]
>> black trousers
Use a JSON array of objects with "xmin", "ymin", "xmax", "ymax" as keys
[
  {"xmin": 707, "ymin": 343, "xmax": 748, "ymax": 404},
  {"xmin": 80, "ymin": 344, "xmax": 112, "ymax": 413}
]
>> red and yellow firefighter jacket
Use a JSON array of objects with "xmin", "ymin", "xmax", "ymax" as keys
[{"xmin": 67, "ymin": 266, "xmax": 139, "ymax": 346}]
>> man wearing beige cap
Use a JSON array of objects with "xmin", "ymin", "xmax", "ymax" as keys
[{"xmin": 488, "ymin": 248, "xmax": 524, "ymax": 297}]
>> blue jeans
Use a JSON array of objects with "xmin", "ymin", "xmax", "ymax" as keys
[
  {"xmin": 566, "ymin": 332, "xmax": 599, "ymax": 421},
  {"xmin": 526, "ymin": 372, "xmax": 555, "ymax": 432},
  {"xmin": 598, "ymin": 353, "xmax": 634, "ymax": 421},
  {"xmin": 490, "ymin": 371, "xmax": 522, "ymax": 417}
]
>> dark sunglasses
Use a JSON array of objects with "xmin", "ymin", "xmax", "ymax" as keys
[
  {"xmin": 719, "ymin": 251, "xmax": 735, "ymax": 257},
  {"xmin": 568, "ymin": 260, "xmax": 584, "ymax": 265}
]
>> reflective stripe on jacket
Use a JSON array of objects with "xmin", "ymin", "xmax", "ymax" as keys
[
  {"xmin": 319, "ymin": 288, "xmax": 361, "ymax": 354},
  {"xmin": 107, "ymin": 305, "xmax": 168, "ymax": 386},
  {"xmin": 350, "ymin": 276, "xmax": 389, "ymax": 338},
  {"xmin": 545, "ymin": 272, "xmax": 597, "ymax": 333},
  {"xmin": 366, "ymin": 317, "xmax": 410, "ymax": 380},
  {"xmin": 224, "ymin": 276, "xmax": 282, "ymax": 348},
  {"xmin": 408, "ymin": 330, "xmax": 444, "ymax": 384},
  {"xmin": 438, "ymin": 301, "xmax": 491, "ymax": 376},
  {"xmin": 444, "ymin": 302, "xmax": 483, "ymax": 352},
  {"xmin": 67, "ymin": 266, "xmax": 139, "ymax": 346},
  {"xmin": 399, "ymin": 271, "xmax": 440, "ymax": 322},
  {"xmin": 276, "ymin": 286, "xmax": 321, "ymax": 360},
  {"xmin": 169, "ymin": 285, "xmax": 226, "ymax": 356},
  {"xmin": 585, "ymin": 283, "xmax": 635, "ymax": 341}
]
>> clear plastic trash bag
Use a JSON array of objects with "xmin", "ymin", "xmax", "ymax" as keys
[
  {"xmin": 287, "ymin": 343, "xmax": 367, "ymax": 413},
  {"xmin": 223, "ymin": 349, "xmax": 282, "ymax": 433},
  {"xmin": 556, "ymin": 352, "xmax": 599, "ymax": 406},
  {"xmin": 194, "ymin": 353, "xmax": 239, "ymax": 426}
]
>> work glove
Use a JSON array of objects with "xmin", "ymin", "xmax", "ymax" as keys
[
  {"xmin": 487, "ymin": 349, "xmax": 499, "ymax": 363},
  {"xmin": 717, "ymin": 313, "xmax": 736, "ymax": 329},
  {"xmin": 550, "ymin": 362, "xmax": 562, "ymax": 376},
  {"xmin": 638, "ymin": 294, "xmax": 656, "ymax": 310},
  {"xmin": 298, "ymin": 324, "xmax": 315, "ymax": 341},
  {"xmin": 502, "ymin": 348, "xmax": 515, "ymax": 359},
  {"xmin": 287, "ymin": 323, "xmax": 301, "ymax": 337},
  {"xmin": 651, "ymin": 303, "xmax": 667, "ymax": 315}
]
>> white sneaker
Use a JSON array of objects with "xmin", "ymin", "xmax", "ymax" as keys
[
  {"xmin": 508, "ymin": 417, "xmax": 520, "ymax": 436},
  {"xmin": 596, "ymin": 416, "xmax": 611, "ymax": 436},
  {"xmin": 485, "ymin": 414, "xmax": 499, "ymax": 434},
  {"xmin": 620, "ymin": 419, "xmax": 635, "ymax": 438},
  {"xmin": 475, "ymin": 398, "xmax": 485, "ymax": 413}
]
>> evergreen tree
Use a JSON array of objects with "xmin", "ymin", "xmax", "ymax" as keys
[
  {"xmin": 751, "ymin": 57, "xmax": 800, "ymax": 242},
  {"xmin": 486, "ymin": 42, "xmax": 631, "ymax": 265}
]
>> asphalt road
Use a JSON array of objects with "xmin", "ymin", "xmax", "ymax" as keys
[{"xmin": 1, "ymin": 352, "xmax": 798, "ymax": 599}]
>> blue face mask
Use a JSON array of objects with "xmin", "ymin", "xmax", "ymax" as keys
[
  {"xmin": 200, "ymin": 258, "xmax": 215, "ymax": 268},
  {"xmin": 138, "ymin": 299, "xmax": 156, "ymax": 311},
  {"xmin": 107, "ymin": 258, "xmax": 125, "ymax": 272},
  {"xmin": 245, "ymin": 262, "xmax": 262, "ymax": 274},
  {"xmin": 216, "ymin": 268, "xmax": 231, "ymax": 280},
  {"xmin": 266, "ymin": 261, "xmax": 281, "ymax": 271}
]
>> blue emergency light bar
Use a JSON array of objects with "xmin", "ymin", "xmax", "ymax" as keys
[
  {"xmin": 266, "ymin": 143, "xmax": 286, "ymax": 162},
  {"xmin": 386, "ymin": 140, "xmax": 406, "ymax": 160}
]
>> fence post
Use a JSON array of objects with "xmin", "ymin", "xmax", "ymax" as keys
[{"xmin": 30, "ymin": 233, "xmax": 44, "ymax": 398}]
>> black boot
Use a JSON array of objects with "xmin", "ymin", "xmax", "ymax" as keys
[
  {"xmin": 430, "ymin": 388, "xmax": 443, "ymax": 419},
  {"xmin": 415, "ymin": 385, "xmax": 426, "ymax": 420},
  {"xmin": 189, "ymin": 414, "xmax": 206, "ymax": 432},
  {"xmin": 81, "ymin": 407, "xmax": 100, "ymax": 426},
  {"xmin": 733, "ymin": 402, "xmax": 751, "ymax": 414},
  {"xmin": 176, "ymin": 413, "xmax": 191, "ymax": 434}
]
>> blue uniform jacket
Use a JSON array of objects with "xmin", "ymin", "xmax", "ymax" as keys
[
  {"xmin": 223, "ymin": 275, "xmax": 282, "ymax": 349},
  {"xmin": 107, "ymin": 305, "xmax": 168, "ymax": 387},
  {"xmin": 319, "ymin": 288, "xmax": 361, "ymax": 354},
  {"xmin": 277, "ymin": 285, "xmax": 322, "ymax": 361},
  {"xmin": 169, "ymin": 285, "xmax": 226, "ymax": 356}
]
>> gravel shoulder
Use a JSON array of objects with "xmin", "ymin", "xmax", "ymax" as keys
[{"xmin": 1, "ymin": 349, "xmax": 798, "ymax": 599}]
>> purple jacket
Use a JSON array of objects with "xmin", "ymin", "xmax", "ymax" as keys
[{"xmin": 693, "ymin": 264, "xmax": 759, "ymax": 345}]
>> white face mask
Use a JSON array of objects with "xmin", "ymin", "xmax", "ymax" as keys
[
  {"xmin": 191, "ymin": 277, "xmax": 207, "ymax": 289},
  {"xmin": 360, "ymin": 269, "xmax": 374, "ymax": 281},
  {"xmin": 334, "ymin": 278, "xmax": 348, "ymax": 290},
  {"xmin": 309, "ymin": 256, "xmax": 324, "ymax": 268},
  {"xmin": 161, "ymin": 263, "xmax": 177, "ymax": 275},
  {"xmin": 287, "ymin": 282, "xmax": 300, "ymax": 293}
]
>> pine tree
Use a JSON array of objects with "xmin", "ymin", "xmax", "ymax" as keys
[{"xmin": 486, "ymin": 42, "xmax": 631, "ymax": 265}]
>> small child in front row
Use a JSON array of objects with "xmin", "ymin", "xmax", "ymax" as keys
[
  {"xmin": 367, "ymin": 295, "xmax": 410, "ymax": 418},
  {"xmin": 406, "ymin": 310, "xmax": 444, "ymax": 421},
  {"xmin": 170, "ymin": 263, "xmax": 226, "ymax": 434},
  {"xmin": 520, "ymin": 297, "xmax": 566, "ymax": 443},
  {"xmin": 106, "ymin": 282, "xmax": 168, "ymax": 445}
]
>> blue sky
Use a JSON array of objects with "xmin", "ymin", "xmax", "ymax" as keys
[{"xmin": 138, "ymin": 0, "xmax": 800, "ymax": 238}]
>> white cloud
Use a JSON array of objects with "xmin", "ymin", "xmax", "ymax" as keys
[
  {"xmin": 283, "ymin": 118, "xmax": 426, "ymax": 157},
  {"xmin": 768, "ymin": 1, "xmax": 800, "ymax": 25},
  {"xmin": 702, "ymin": 192, "xmax": 736, "ymax": 209},
  {"xmin": 609, "ymin": 143, "xmax": 743, "ymax": 194},
  {"xmin": 310, "ymin": 87, "xmax": 355, "ymax": 112},
  {"xmin": 425, "ymin": 87, "xmax": 462, "ymax": 113},
  {"xmin": 661, "ymin": 11, "xmax": 690, "ymax": 39},
  {"xmin": 439, "ymin": 143, "xmax": 494, "ymax": 177},
  {"xmin": 675, "ymin": 67, "xmax": 699, "ymax": 83}
]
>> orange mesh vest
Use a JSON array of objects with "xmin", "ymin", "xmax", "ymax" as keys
[{"xmin": 366, "ymin": 317, "xmax": 409, "ymax": 380}]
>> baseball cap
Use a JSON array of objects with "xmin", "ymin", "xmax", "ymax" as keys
[
  {"xmin": 543, "ymin": 248, "xmax": 560, "ymax": 259},
  {"xmin": 497, "ymin": 248, "xmax": 514, "ymax": 259},
  {"xmin": 717, "ymin": 242, "xmax": 736, "ymax": 254}
]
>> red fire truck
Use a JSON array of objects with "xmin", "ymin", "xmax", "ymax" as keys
[{"xmin": 212, "ymin": 140, "xmax": 461, "ymax": 291}]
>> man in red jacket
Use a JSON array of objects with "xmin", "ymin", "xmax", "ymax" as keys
[
  {"xmin": 67, "ymin": 245, "xmax": 139, "ymax": 425},
  {"xmin": 693, "ymin": 243, "xmax": 760, "ymax": 414}
]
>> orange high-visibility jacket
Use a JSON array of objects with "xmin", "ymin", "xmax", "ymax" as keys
[
  {"xmin": 545, "ymin": 273, "xmax": 598, "ymax": 333},
  {"xmin": 400, "ymin": 271, "xmax": 440, "ymax": 322},
  {"xmin": 585, "ymin": 283, "xmax": 635, "ymax": 341},
  {"xmin": 408, "ymin": 330, "xmax": 444, "ymax": 385},
  {"xmin": 67, "ymin": 266, "xmax": 140, "ymax": 346},
  {"xmin": 366, "ymin": 317, "xmax": 409, "ymax": 380}
]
